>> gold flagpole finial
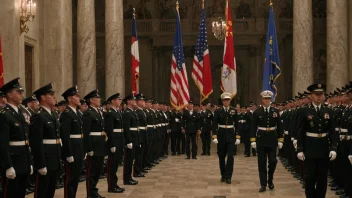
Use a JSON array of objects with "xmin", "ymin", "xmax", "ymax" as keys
[
  {"xmin": 176, "ymin": 0, "xmax": 179, "ymax": 11},
  {"xmin": 270, "ymin": 0, "xmax": 273, "ymax": 6},
  {"xmin": 202, "ymin": 0, "xmax": 204, "ymax": 9},
  {"xmin": 133, "ymin": 7, "xmax": 136, "ymax": 18}
]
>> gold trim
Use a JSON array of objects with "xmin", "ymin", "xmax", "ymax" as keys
[
  {"xmin": 250, "ymin": 138, "xmax": 256, "ymax": 142},
  {"xmin": 236, "ymin": 135, "xmax": 241, "ymax": 139},
  {"xmin": 278, "ymin": 138, "xmax": 284, "ymax": 143},
  {"xmin": 212, "ymin": 135, "xmax": 217, "ymax": 139}
]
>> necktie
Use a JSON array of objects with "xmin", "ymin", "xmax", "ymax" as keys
[
  {"xmin": 265, "ymin": 108, "xmax": 269, "ymax": 115},
  {"xmin": 316, "ymin": 107, "xmax": 320, "ymax": 115}
]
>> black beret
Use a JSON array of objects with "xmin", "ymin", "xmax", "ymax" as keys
[
  {"xmin": 0, "ymin": 77, "xmax": 23, "ymax": 94},
  {"xmin": 33, "ymin": 83, "xmax": 55, "ymax": 99},
  {"xmin": 107, "ymin": 93, "xmax": 121, "ymax": 102}
]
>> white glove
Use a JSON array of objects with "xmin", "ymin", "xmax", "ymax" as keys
[
  {"xmin": 140, "ymin": 144, "xmax": 142, "ymax": 148},
  {"xmin": 87, "ymin": 151, "xmax": 94, "ymax": 156},
  {"xmin": 293, "ymin": 140, "xmax": 297, "ymax": 149},
  {"xmin": 212, "ymin": 138, "xmax": 218, "ymax": 144},
  {"xmin": 278, "ymin": 142, "xmax": 283, "ymax": 149},
  {"xmin": 348, "ymin": 155, "xmax": 352, "ymax": 165},
  {"xmin": 6, "ymin": 167, "xmax": 16, "ymax": 179},
  {"xmin": 251, "ymin": 142, "xmax": 256, "ymax": 149},
  {"xmin": 284, "ymin": 131, "xmax": 288, "ymax": 135},
  {"xmin": 127, "ymin": 143, "xmax": 133, "ymax": 149},
  {"xmin": 329, "ymin": 151, "xmax": 337, "ymax": 161},
  {"xmin": 110, "ymin": 147, "xmax": 116, "ymax": 153},
  {"xmin": 30, "ymin": 165, "xmax": 33, "ymax": 175},
  {"xmin": 38, "ymin": 167, "xmax": 48, "ymax": 175},
  {"xmin": 235, "ymin": 139, "xmax": 240, "ymax": 145},
  {"xmin": 291, "ymin": 137, "xmax": 294, "ymax": 141},
  {"xmin": 297, "ymin": 152, "xmax": 305, "ymax": 161},
  {"xmin": 66, "ymin": 156, "xmax": 74, "ymax": 163}
]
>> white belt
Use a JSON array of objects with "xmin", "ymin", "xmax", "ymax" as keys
[
  {"xmin": 258, "ymin": 127, "xmax": 276, "ymax": 131},
  {"xmin": 9, "ymin": 140, "xmax": 28, "ymax": 146},
  {"xmin": 238, "ymin": 120, "xmax": 246, "ymax": 123},
  {"xmin": 113, "ymin": 129, "xmax": 123, "ymax": 133},
  {"xmin": 139, "ymin": 127, "xmax": 146, "ymax": 130},
  {"xmin": 70, "ymin": 134, "xmax": 83, "ymax": 138},
  {"xmin": 161, "ymin": 124, "xmax": 165, "ymax": 126},
  {"xmin": 165, "ymin": 123, "xmax": 169, "ymax": 126},
  {"xmin": 157, "ymin": 124, "xmax": 161, "ymax": 127},
  {"xmin": 147, "ymin": 125, "xmax": 155, "ymax": 128},
  {"xmin": 130, "ymin": 128, "xmax": 139, "ymax": 131},
  {"xmin": 335, "ymin": 128, "xmax": 340, "ymax": 132},
  {"xmin": 90, "ymin": 132, "xmax": 105, "ymax": 136},
  {"xmin": 306, "ymin": 132, "xmax": 327, "ymax": 138},
  {"xmin": 43, "ymin": 139, "xmax": 61, "ymax": 144},
  {"xmin": 346, "ymin": 135, "xmax": 352, "ymax": 140},
  {"xmin": 218, "ymin": 125, "xmax": 234, "ymax": 128},
  {"xmin": 340, "ymin": 128, "xmax": 348, "ymax": 133}
]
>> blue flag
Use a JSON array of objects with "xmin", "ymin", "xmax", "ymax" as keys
[{"xmin": 262, "ymin": 3, "xmax": 281, "ymax": 100}]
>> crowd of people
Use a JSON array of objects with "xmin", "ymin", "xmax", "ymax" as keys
[{"xmin": 0, "ymin": 77, "xmax": 351, "ymax": 198}]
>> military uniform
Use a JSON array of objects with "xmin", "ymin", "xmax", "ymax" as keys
[
  {"xmin": 144, "ymin": 99, "xmax": 156, "ymax": 168},
  {"xmin": 161, "ymin": 109, "xmax": 170, "ymax": 156},
  {"xmin": 236, "ymin": 110, "xmax": 251, "ymax": 156},
  {"xmin": 200, "ymin": 109, "xmax": 212, "ymax": 155},
  {"xmin": 170, "ymin": 110, "xmax": 182, "ymax": 155},
  {"xmin": 82, "ymin": 90, "xmax": 106, "ymax": 198},
  {"xmin": 183, "ymin": 103, "xmax": 201, "ymax": 159},
  {"xmin": 134, "ymin": 93, "xmax": 147, "ymax": 177}
]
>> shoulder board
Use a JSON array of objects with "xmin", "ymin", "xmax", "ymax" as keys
[{"xmin": 108, "ymin": 110, "xmax": 112, "ymax": 112}]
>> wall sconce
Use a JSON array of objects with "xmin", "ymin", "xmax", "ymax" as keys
[{"xmin": 20, "ymin": 0, "xmax": 36, "ymax": 34}]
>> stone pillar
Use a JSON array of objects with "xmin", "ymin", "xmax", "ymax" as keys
[
  {"xmin": 105, "ymin": 0, "xmax": 125, "ymax": 98},
  {"xmin": 348, "ymin": 0, "xmax": 352, "ymax": 80},
  {"xmin": 77, "ymin": 0, "xmax": 96, "ymax": 96},
  {"xmin": 327, "ymin": 0, "xmax": 348, "ymax": 92},
  {"xmin": 292, "ymin": 0, "xmax": 313, "ymax": 94},
  {"xmin": 43, "ymin": 0, "xmax": 72, "ymax": 96}
]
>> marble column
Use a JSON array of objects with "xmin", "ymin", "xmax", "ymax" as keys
[
  {"xmin": 43, "ymin": 0, "xmax": 72, "ymax": 96},
  {"xmin": 348, "ymin": 0, "xmax": 352, "ymax": 80},
  {"xmin": 292, "ymin": 0, "xmax": 313, "ymax": 94},
  {"xmin": 77, "ymin": 0, "xmax": 96, "ymax": 96},
  {"xmin": 105, "ymin": 0, "xmax": 125, "ymax": 98},
  {"xmin": 327, "ymin": 0, "xmax": 348, "ymax": 92}
]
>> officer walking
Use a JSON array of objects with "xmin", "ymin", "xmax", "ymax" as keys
[
  {"xmin": 182, "ymin": 100, "xmax": 201, "ymax": 159},
  {"xmin": 0, "ymin": 78, "xmax": 33, "ymax": 198},
  {"xmin": 296, "ymin": 84, "xmax": 338, "ymax": 198},
  {"xmin": 60, "ymin": 86, "xmax": 85, "ymax": 198},
  {"xmin": 104, "ymin": 93, "xmax": 125, "ymax": 193},
  {"xmin": 30, "ymin": 83, "xmax": 62, "ymax": 198},
  {"xmin": 212, "ymin": 92, "xmax": 241, "ymax": 184},
  {"xmin": 82, "ymin": 89, "xmax": 106, "ymax": 198},
  {"xmin": 250, "ymin": 90, "xmax": 283, "ymax": 192}
]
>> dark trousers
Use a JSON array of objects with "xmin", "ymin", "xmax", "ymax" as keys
[
  {"xmin": 64, "ymin": 158, "xmax": 83, "ymax": 198},
  {"xmin": 243, "ymin": 131, "xmax": 250, "ymax": 155},
  {"xmin": 34, "ymin": 170, "xmax": 58, "ymax": 198},
  {"xmin": 257, "ymin": 146, "xmax": 277, "ymax": 186},
  {"xmin": 163, "ymin": 132, "xmax": 170, "ymax": 155},
  {"xmin": 201, "ymin": 132, "xmax": 211, "ymax": 154},
  {"xmin": 217, "ymin": 140, "xmax": 235, "ymax": 179},
  {"xmin": 134, "ymin": 144, "xmax": 143, "ymax": 175},
  {"xmin": 85, "ymin": 156, "xmax": 104, "ymax": 198},
  {"xmin": 107, "ymin": 145, "xmax": 123, "ymax": 190},
  {"xmin": 171, "ymin": 130, "xmax": 178, "ymax": 153},
  {"xmin": 146, "ymin": 135, "xmax": 154, "ymax": 165},
  {"xmin": 123, "ymin": 147, "xmax": 135, "ymax": 182},
  {"xmin": 1, "ymin": 173, "xmax": 28, "ymax": 198},
  {"xmin": 142, "ymin": 142, "xmax": 149, "ymax": 168},
  {"xmin": 186, "ymin": 133, "xmax": 197, "ymax": 158},
  {"xmin": 176, "ymin": 132, "xmax": 185, "ymax": 153},
  {"xmin": 304, "ymin": 158, "xmax": 329, "ymax": 198}
]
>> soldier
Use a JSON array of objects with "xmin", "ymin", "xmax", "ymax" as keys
[
  {"xmin": 60, "ymin": 86, "xmax": 85, "ymax": 198},
  {"xmin": 250, "ymin": 90, "xmax": 283, "ymax": 192},
  {"xmin": 161, "ymin": 103, "xmax": 171, "ymax": 157},
  {"xmin": 30, "ymin": 83, "xmax": 62, "ymax": 198},
  {"xmin": 77, "ymin": 99, "xmax": 88, "ymax": 116},
  {"xmin": 82, "ymin": 89, "xmax": 106, "ymax": 198},
  {"xmin": 200, "ymin": 102, "xmax": 212, "ymax": 156},
  {"xmin": 104, "ymin": 93, "xmax": 125, "ymax": 193},
  {"xmin": 170, "ymin": 107, "xmax": 182, "ymax": 155},
  {"xmin": 182, "ymin": 100, "xmax": 201, "ymax": 159},
  {"xmin": 296, "ymin": 84, "xmax": 338, "ymax": 198},
  {"xmin": 0, "ymin": 78, "xmax": 33, "ymax": 198},
  {"xmin": 56, "ymin": 100, "xmax": 67, "ymax": 117},
  {"xmin": 212, "ymin": 93, "xmax": 240, "ymax": 184},
  {"xmin": 122, "ymin": 94, "xmax": 139, "ymax": 185},
  {"xmin": 237, "ymin": 106, "xmax": 251, "ymax": 157},
  {"xmin": 22, "ymin": 95, "xmax": 39, "ymax": 115},
  {"xmin": 0, "ymin": 90, "xmax": 6, "ymax": 109},
  {"xmin": 144, "ymin": 98, "xmax": 155, "ymax": 169}
]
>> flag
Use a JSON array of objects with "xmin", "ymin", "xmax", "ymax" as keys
[
  {"xmin": 131, "ymin": 10, "xmax": 140, "ymax": 95},
  {"xmin": 262, "ymin": 2, "xmax": 281, "ymax": 100},
  {"xmin": 0, "ymin": 35, "xmax": 4, "ymax": 87},
  {"xmin": 192, "ymin": 7, "xmax": 212, "ymax": 102},
  {"xmin": 220, "ymin": 0, "xmax": 237, "ymax": 98},
  {"xmin": 170, "ymin": 9, "xmax": 190, "ymax": 108}
]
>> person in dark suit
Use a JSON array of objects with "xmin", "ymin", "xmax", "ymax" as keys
[
  {"xmin": 237, "ymin": 106, "xmax": 251, "ymax": 157},
  {"xmin": 60, "ymin": 86, "xmax": 85, "ymax": 198},
  {"xmin": 82, "ymin": 89, "xmax": 106, "ymax": 198},
  {"xmin": 170, "ymin": 107, "xmax": 182, "ymax": 155},
  {"xmin": 200, "ymin": 102, "xmax": 212, "ymax": 156},
  {"xmin": 29, "ymin": 83, "xmax": 62, "ymax": 198},
  {"xmin": 122, "ymin": 94, "xmax": 139, "ymax": 185},
  {"xmin": 0, "ymin": 78, "xmax": 33, "ymax": 198},
  {"xmin": 212, "ymin": 93, "xmax": 241, "ymax": 184},
  {"xmin": 296, "ymin": 84, "xmax": 338, "ymax": 198},
  {"xmin": 104, "ymin": 93, "xmax": 125, "ymax": 193},
  {"xmin": 250, "ymin": 90, "xmax": 284, "ymax": 192},
  {"xmin": 182, "ymin": 100, "xmax": 201, "ymax": 159}
]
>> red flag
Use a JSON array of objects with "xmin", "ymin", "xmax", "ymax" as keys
[
  {"xmin": 220, "ymin": 0, "xmax": 237, "ymax": 98},
  {"xmin": 0, "ymin": 35, "xmax": 4, "ymax": 87},
  {"xmin": 131, "ymin": 12, "xmax": 139, "ymax": 95}
]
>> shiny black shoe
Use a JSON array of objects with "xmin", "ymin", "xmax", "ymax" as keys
[
  {"xmin": 221, "ymin": 177, "xmax": 225, "ymax": 182},
  {"xmin": 124, "ymin": 180, "xmax": 138, "ymax": 185},
  {"xmin": 225, "ymin": 179, "xmax": 231, "ymax": 184},
  {"xmin": 259, "ymin": 186, "xmax": 266, "ymax": 192},
  {"xmin": 331, "ymin": 186, "xmax": 339, "ymax": 191},
  {"xmin": 245, "ymin": 154, "xmax": 250, "ymax": 157},
  {"xmin": 201, "ymin": 153, "xmax": 206, "ymax": 155},
  {"xmin": 108, "ymin": 188, "xmax": 124, "ymax": 193},
  {"xmin": 133, "ymin": 173, "xmax": 145, "ymax": 177},
  {"xmin": 144, "ymin": 167, "xmax": 151, "ymax": 170},
  {"xmin": 116, "ymin": 185, "xmax": 125, "ymax": 191},
  {"xmin": 268, "ymin": 183, "xmax": 275, "ymax": 190},
  {"xmin": 97, "ymin": 193, "xmax": 105, "ymax": 198},
  {"xmin": 336, "ymin": 190, "xmax": 346, "ymax": 195},
  {"xmin": 142, "ymin": 170, "xmax": 148, "ymax": 173},
  {"xmin": 185, "ymin": 156, "xmax": 190, "ymax": 159}
]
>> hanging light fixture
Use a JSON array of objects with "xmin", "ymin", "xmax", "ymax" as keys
[
  {"xmin": 211, "ymin": 17, "xmax": 226, "ymax": 40},
  {"xmin": 20, "ymin": 0, "xmax": 36, "ymax": 34}
]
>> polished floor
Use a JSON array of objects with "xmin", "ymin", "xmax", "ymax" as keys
[{"xmin": 27, "ymin": 143, "xmax": 338, "ymax": 198}]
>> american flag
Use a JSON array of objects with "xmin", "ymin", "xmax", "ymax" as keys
[
  {"xmin": 170, "ymin": 10, "xmax": 190, "ymax": 108},
  {"xmin": 131, "ymin": 10, "xmax": 140, "ymax": 95},
  {"xmin": 192, "ymin": 8, "xmax": 212, "ymax": 101}
]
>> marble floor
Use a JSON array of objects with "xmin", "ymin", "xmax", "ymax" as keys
[{"xmin": 27, "ymin": 144, "xmax": 338, "ymax": 198}]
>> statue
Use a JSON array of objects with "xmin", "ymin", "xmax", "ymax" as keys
[
  {"xmin": 136, "ymin": 0, "xmax": 152, "ymax": 19},
  {"xmin": 236, "ymin": 0, "xmax": 251, "ymax": 19},
  {"xmin": 314, "ymin": 50, "xmax": 327, "ymax": 83},
  {"xmin": 208, "ymin": 0, "xmax": 225, "ymax": 18}
]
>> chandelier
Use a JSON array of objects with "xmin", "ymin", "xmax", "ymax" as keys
[
  {"xmin": 211, "ymin": 17, "xmax": 226, "ymax": 40},
  {"xmin": 20, "ymin": 0, "xmax": 36, "ymax": 34}
]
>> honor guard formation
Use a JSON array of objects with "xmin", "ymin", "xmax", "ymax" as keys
[{"xmin": 0, "ymin": 78, "xmax": 352, "ymax": 198}]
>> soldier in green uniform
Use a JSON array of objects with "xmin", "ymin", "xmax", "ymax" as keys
[
  {"xmin": 22, "ymin": 95, "xmax": 39, "ymax": 115},
  {"xmin": 296, "ymin": 84, "xmax": 338, "ymax": 198},
  {"xmin": 200, "ymin": 102, "xmax": 212, "ymax": 156},
  {"xmin": 212, "ymin": 92, "xmax": 241, "ymax": 184},
  {"xmin": 250, "ymin": 90, "xmax": 283, "ymax": 192}
]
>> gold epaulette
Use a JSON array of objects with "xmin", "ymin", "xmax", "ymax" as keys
[
  {"xmin": 212, "ymin": 135, "xmax": 217, "ymax": 139},
  {"xmin": 278, "ymin": 138, "xmax": 284, "ymax": 143},
  {"xmin": 236, "ymin": 135, "xmax": 241, "ymax": 139},
  {"xmin": 250, "ymin": 138, "xmax": 256, "ymax": 142}
]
